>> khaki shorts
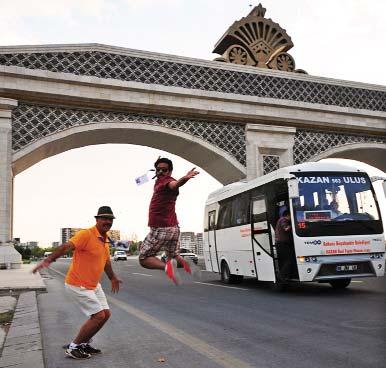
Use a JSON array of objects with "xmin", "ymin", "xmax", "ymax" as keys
[
  {"xmin": 140, "ymin": 226, "xmax": 180, "ymax": 260},
  {"xmin": 65, "ymin": 283, "xmax": 109, "ymax": 317}
]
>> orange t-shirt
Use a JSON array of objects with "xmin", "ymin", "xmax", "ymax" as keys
[{"xmin": 65, "ymin": 226, "xmax": 110, "ymax": 290}]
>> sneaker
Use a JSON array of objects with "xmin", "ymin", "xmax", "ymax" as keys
[
  {"xmin": 65, "ymin": 347, "xmax": 91, "ymax": 360},
  {"xmin": 63, "ymin": 343, "xmax": 101, "ymax": 355},
  {"xmin": 165, "ymin": 259, "xmax": 180, "ymax": 285},
  {"xmin": 82, "ymin": 344, "xmax": 102, "ymax": 355}
]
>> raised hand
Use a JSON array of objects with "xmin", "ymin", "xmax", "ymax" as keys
[
  {"xmin": 32, "ymin": 259, "xmax": 51, "ymax": 274},
  {"xmin": 185, "ymin": 167, "xmax": 200, "ymax": 179}
]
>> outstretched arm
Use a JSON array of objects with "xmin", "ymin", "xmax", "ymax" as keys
[
  {"xmin": 32, "ymin": 242, "xmax": 74, "ymax": 273},
  {"xmin": 168, "ymin": 167, "xmax": 199, "ymax": 191},
  {"xmin": 104, "ymin": 259, "xmax": 122, "ymax": 293}
]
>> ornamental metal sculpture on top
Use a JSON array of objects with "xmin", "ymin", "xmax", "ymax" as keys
[{"xmin": 213, "ymin": 4, "xmax": 306, "ymax": 73}]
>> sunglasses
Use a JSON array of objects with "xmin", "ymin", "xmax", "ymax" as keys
[{"xmin": 156, "ymin": 167, "xmax": 169, "ymax": 173}]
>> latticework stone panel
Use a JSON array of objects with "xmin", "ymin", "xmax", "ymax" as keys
[
  {"xmin": 294, "ymin": 129, "xmax": 386, "ymax": 164},
  {"xmin": 0, "ymin": 51, "xmax": 385, "ymax": 112},
  {"xmin": 263, "ymin": 155, "xmax": 280, "ymax": 174},
  {"xmin": 12, "ymin": 104, "xmax": 247, "ymax": 166}
]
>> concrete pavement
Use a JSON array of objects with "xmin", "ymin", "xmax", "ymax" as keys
[
  {"xmin": 0, "ymin": 264, "xmax": 46, "ymax": 368},
  {"xmin": 0, "ymin": 264, "xmax": 46, "ymax": 291}
]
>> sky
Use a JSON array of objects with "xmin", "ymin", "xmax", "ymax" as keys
[{"xmin": 1, "ymin": 0, "xmax": 385, "ymax": 245}]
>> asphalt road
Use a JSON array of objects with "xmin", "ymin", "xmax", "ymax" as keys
[{"xmin": 38, "ymin": 258, "xmax": 386, "ymax": 368}]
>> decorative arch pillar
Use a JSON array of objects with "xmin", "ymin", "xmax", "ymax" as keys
[
  {"xmin": 0, "ymin": 98, "xmax": 17, "ymax": 242},
  {"xmin": 246, "ymin": 123, "xmax": 296, "ymax": 180}
]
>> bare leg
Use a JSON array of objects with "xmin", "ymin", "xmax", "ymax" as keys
[
  {"xmin": 73, "ymin": 309, "xmax": 110, "ymax": 344},
  {"xmin": 139, "ymin": 256, "xmax": 166, "ymax": 270},
  {"xmin": 175, "ymin": 255, "xmax": 194, "ymax": 274},
  {"xmin": 175, "ymin": 255, "xmax": 184, "ymax": 266},
  {"xmin": 140, "ymin": 255, "xmax": 183, "ymax": 285}
]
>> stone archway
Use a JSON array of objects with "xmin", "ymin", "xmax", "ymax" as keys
[
  {"xmin": 311, "ymin": 142, "xmax": 386, "ymax": 172},
  {"xmin": 12, "ymin": 122, "xmax": 246, "ymax": 184}
]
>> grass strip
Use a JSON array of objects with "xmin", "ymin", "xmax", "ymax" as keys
[{"xmin": 0, "ymin": 311, "xmax": 13, "ymax": 324}]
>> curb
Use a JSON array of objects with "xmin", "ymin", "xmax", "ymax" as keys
[
  {"xmin": 0, "ymin": 291, "xmax": 44, "ymax": 368},
  {"xmin": 0, "ymin": 287, "xmax": 46, "ymax": 294}
]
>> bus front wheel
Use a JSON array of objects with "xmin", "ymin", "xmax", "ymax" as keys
[
  {"xmin": 221, "ymin": 262, "xmax": 243, "ymax": 284},
  {"xmin": 329, "ymin": 278, "xmax": 351, "ymax": 289},
  {"xmin": 270, "ymin": 281, "xmax": 288, "ymax": 292}
]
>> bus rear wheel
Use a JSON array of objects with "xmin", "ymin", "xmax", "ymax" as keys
[
  {"xmin": 221, "ymin": 262, "xmax": 243, "ymax": 284},
  {"xmin": 329, "ymin": 278, "xmax": 351, "ymax": 289}
]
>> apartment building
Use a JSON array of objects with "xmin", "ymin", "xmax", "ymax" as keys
[
  {"xmin": 61, "ymin": 228, "xmax": 82, "ymax": 244},
  {"xmin": 196, "ymin": 233, "xmax": 203, "ymax": 255},
  {"xmin": 180, "ymin": 232, "xmax": 196, "ymax": 253},
  {"xmin": 61, "ymin": 228, "xmax": 120, "ymax": 244},
  {"xmin": 108, "ymin": 230, "xmax": 121, "ymax": 243}
]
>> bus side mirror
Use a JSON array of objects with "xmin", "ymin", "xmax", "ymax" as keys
[{"xmin": 288, "ymin": 178, "xmax": 299, "ymax": 199}]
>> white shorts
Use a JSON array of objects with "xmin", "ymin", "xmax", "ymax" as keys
[{"xmin": 65, "ymin": 283, "xmax": 109, "ymax": 317}]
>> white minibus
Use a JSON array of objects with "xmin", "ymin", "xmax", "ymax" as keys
[{"xmin": 203, "ymin": 162, "xmax": 385, "ymax": 290}]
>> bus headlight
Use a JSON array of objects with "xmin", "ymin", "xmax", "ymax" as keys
[{"xmin": 298, "ymin": 256, "xmax": 318, "ymax": 263}]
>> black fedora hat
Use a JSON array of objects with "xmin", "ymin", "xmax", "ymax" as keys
[{"xmin": 95, "ymin": 206, "xmax": 115, "ymax": 219}]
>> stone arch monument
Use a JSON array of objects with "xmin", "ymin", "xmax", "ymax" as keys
[{"xmin": 0, "ymin": 4, "xmax": 385, "ymax": 245}]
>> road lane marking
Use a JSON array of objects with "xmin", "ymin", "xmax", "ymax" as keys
[
  {"xmin": 194, "ymin": 281, "xmax": 249, "ymax": 291},
  {"xmin": 131, "ymin": 272, "xmax": 152, "ymax": 277},
  {"xmin": 49, "ymin": 268, "xmax": 246, "ymax": 290},
  {"xmin": 352, "ymin": 281, "xmax": 363, "ymax": 283},
  {"xmin": 49, "ymin": 268, "xmax": 66, "ymax": 277},
  {"xmin": 108, "ymin": 295, "xmax": 254, "ymax": 368},
  {"xmin": 48, "ymin": 267, "xmax": 254, "ymax": 368}
]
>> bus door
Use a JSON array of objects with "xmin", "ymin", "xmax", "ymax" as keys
[
  {"xmin": 251, "ymin": 196, "xmax": 275, "ymax": 281},
  {"xmin": 207, "ymin": 210, "xmax": 219, "ymax": 272}
]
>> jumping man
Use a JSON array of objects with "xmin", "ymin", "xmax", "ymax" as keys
[{"xmin": 139, "ymin": 157, "xmax": 199, "ymax": 284}]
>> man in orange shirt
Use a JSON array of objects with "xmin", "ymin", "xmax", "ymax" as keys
[{"xmin": 33, "ymin": 206, "xmax": 121, "ymax": 360}]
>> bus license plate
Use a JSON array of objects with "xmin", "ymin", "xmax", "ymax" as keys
[{"xmin": 336, "ymin": 265, "xmax": 358, "ymax": 272}]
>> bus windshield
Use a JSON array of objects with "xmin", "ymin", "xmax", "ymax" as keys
[{"xmin": 292, "ymin": 172, "xmax": 383, "ymax": 237}]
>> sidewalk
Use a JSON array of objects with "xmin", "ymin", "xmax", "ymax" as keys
[
  {"xmin": 0, "ymin": 264, "xmax": 46, "ymax": 291},
  {"xmin": 0, "ymin": 264, "xmax": 46, "ymax": 368}
]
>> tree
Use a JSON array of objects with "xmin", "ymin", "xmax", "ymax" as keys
[
  {"xmin": 14, "ymin": 245, "xmax": 32, "ymax": 260},
  {"xmin": 31, "ymin": 246, "xmax": 45, "ymax": 259}
]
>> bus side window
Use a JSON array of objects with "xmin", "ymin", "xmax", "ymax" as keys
[
  {"xmin": 231, "ymin": 193, "xmax": 249, "ymax": 226},
  {"xmin": 252, "ymin": 198, "xmax": 266, "ymax": 223},
  {"xmin": 208, "ymin": 212, "xmax": 216, "ymax": 230},
  {"xmin": 218, "ymin": 200, "xmax": 232, "ymax": 229}
]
